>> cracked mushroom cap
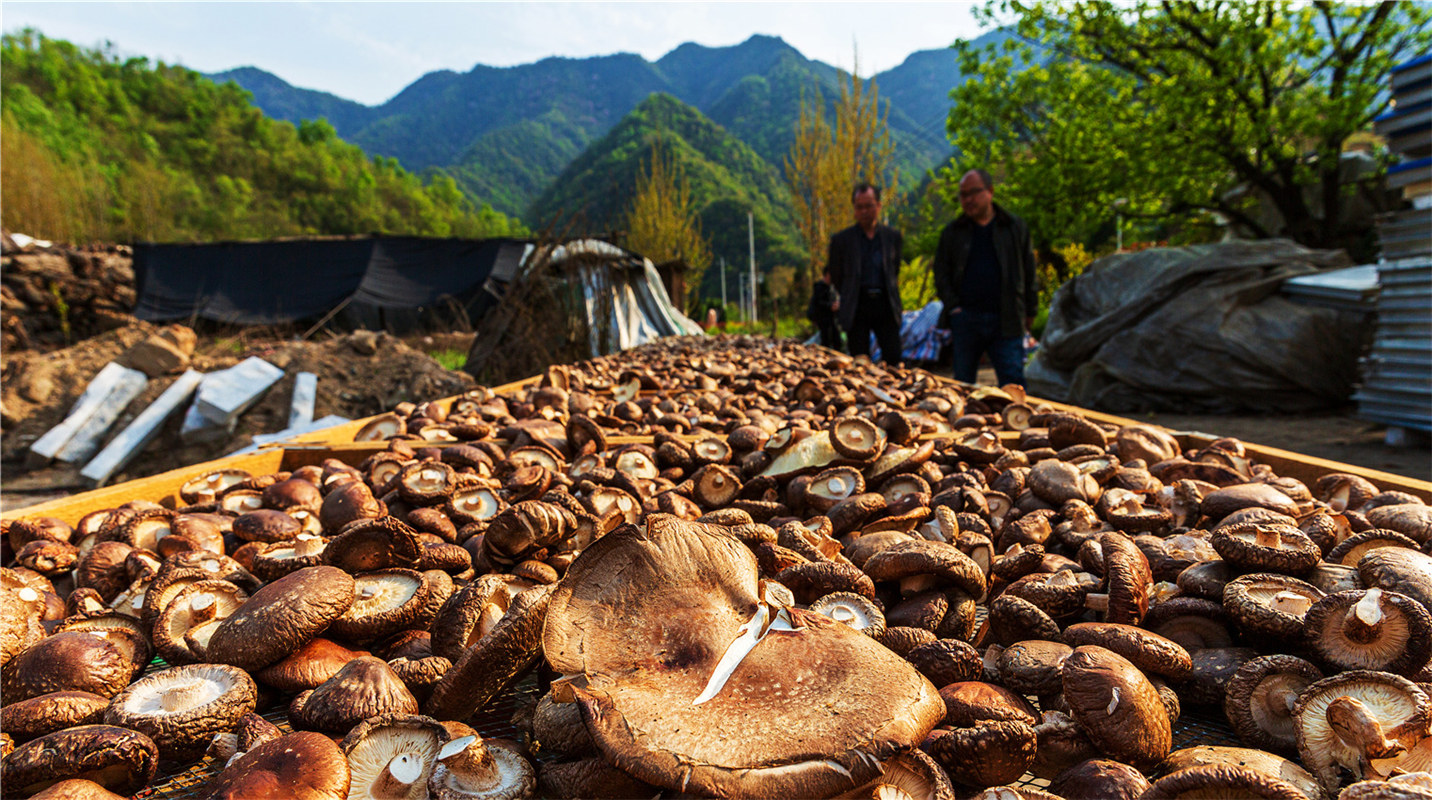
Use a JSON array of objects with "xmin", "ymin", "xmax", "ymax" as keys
[
  {"xmin": 1145, "ymin": 764, "xmax": 1310, "ymax": 800},
  {"xmin": 926, "ymin": 719, "xmax": 1038, "ymax": 789},
  {"xmin": 428, "ymin": 733, "xmax": 536, "ymax": 800},
  {"xmin": 1223, "ymin": 654, "xmax": 1324, "ymax": 756},
  {"xmin": 862, "ymin": 538, "xmax": 986, "ymax": 599},
  {"xmin": 0, "ymin": 691, "xmax": 110, "ymax": 744},
  {"xmin": 541, "ymin": 514, "xmax": 944, "ymax": 799},
  {"xmin": 1061, "ymin": 644, "xmax": 1172, "ymax": 770},
  {"xmin": 1156, "ymin": 746, "xmax": 1327, "ymax": 800},
  {"xmin": 1366, "ymin": 504, "xmax": 1432, "ymax": 545},
  {"xmin": 205, "ymin": 730, "xmax": 351, "ymax": 800},
  {"xmin": 1060, "ymin": 622, "xmax": 1192, "ymax": 680},
  {"xmin": 1340, "ymin": 773, "xmax": 1432, "ymax": 800},
  {"xmin": 1223, "ymin": 572, "xmax": 1325, "ymax": 641},
  {"xmin": 1304, "ymin": 588, "xmax": 1432, "ymax": 676},
  {"xmin": 997, "ymin": 639, "xmax": 1074, "ymax": 697},
  {"xmin": 1211, "ymin": 522, "xmax": 1321, "ymax": 574},
  {"xmin": 987, "ymin": 593, "xmax": 1062, "ymax": 647},
  {"xmin": 1, "ymin": 629, "xmax": 143, "ymax": 702},
  {"xmin": 1294, "ymin": 670, "xmax": 1432, "ymax": 793},
  {"xmin": 104, "ymin": 662, "xmax": 257, "ymax": 761},
  {"xmin": 3, "ymin": 725, "xmax": 157, "ymax": 797},
  {"xmin": 342, "ymin": 713, "xmax": 447, "ymax": 800},
  {"xmin": 248, "ymin": 534, "xmax": 328, "ymax": 582},
  {"xmin": 290, "ymin": 656, "xmax": 419, "ymax": 733},
  {"xmin": 328, "ymin": 568, "xmax": 432, "ymax": 643},
  {"xmin": 324, "ymin": 516, "xmax": 423, "ymax": 573},
  {"xmin": 777, "ymin": 561, "xmax": 876, "ymax": 605},
  {"xmin": 906, "ymin": 639, "xmax": 983, "ymax": 689},
  {"xmin": 206, "ymin": 565, "xmax": 356, "ymax": 671}
]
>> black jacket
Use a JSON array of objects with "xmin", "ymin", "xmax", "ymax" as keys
[
  {"xmin": 827, "ymin": 223, "xmax": 904, "ymax": 332},
  {"xmin": 807, "ymin": 280, "xmax": 838, "ymax": 324},
  {"xmin": 932, "ymin": 202, "xmax": 1037, "ymax": 338}
]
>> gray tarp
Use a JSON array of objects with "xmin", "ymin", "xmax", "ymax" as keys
[{"xmin": 1026, "ymin": 240, "xmax": 1369, "ymax": 413}]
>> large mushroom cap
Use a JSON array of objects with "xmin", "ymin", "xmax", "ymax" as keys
[
  {"xmin": 205, "ymin": 565, "xmax": 356, "ymax": 670},
  {"xmin": 289, "ymin": 656, "xmax": 419, "ymax": 733},
  {"xmin": 341, "ymin": 713, "xmax": 447, "ymax": 800},
  {"xmin": 1060, "ymin": 644, "xmax": 1172, "ymax": 770},
  {"xmin": 1294, "ymin": 670, "xmax": 1432, "ymax": 792},
  {"xmin": 2, "ymin": 724, "xmax": 158, "ymax": 797},
  {"xmin": 542, "ymin": 514, "xmax": 944, "ymax": 799},
  {"xmin": 104, "ymin": 663, "xmax": 257, "ymax": 761},
  {"xmin": 1156, "ymin": 746, "xmax": 1326, "ymax": 800},
  {"xmin": 205, "ymin": 730, "xmax": 351, "ymax": 800}
]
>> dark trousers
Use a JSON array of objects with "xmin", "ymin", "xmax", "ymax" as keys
[
  {"xmin": 816, "ymin": 320, "xmax": 844, "ymax": 351},
  {"xmin": 849, "ymin": 290, "xmax": 902, "ymax": 365},
  {"xmin": 948, "ymin": 308, "xmax": 1026, "ymax": 386}
]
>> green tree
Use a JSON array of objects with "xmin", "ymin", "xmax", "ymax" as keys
[
  {"xmin": 949, "ymin": 1, "xmax": 1431, "ymax": 254},
  {"xmin": 624, "ymin": 135, "xmax": 712, "ymax": 309}
]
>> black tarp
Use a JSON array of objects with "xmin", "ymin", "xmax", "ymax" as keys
[{"xmin": 133, "ymin": 236, "xmax": 529, "ymax": 332}]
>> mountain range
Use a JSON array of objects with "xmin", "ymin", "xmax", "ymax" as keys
[{"xmin": 209, "ymin": 32, "xmax": 1007, "ymax": 223}]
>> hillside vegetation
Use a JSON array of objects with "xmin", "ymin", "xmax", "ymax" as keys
[
  {"xmin": 1, "ymin": 31, "xmax": 524, "ymax": 244},
  {"xmin": 528, "ymin": 94, "xmax": 806, "ymax": 296}
]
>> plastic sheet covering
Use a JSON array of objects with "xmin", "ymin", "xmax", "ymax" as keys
[
  {"xmin": 572, "ymin": 243, "xmax": 700, "ymax": 358},
  {"xmin": 1027, "ymin": 240, "xmax": 1370, "ymax": 413}
]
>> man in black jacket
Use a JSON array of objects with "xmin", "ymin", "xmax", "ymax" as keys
[
  {"xmin": 827, "ymin": 183, "xmax": 905, "ymax": 364},
  {"xmin": 932, "ymin": 169, "xmax": 1037, "ymax": 386}
]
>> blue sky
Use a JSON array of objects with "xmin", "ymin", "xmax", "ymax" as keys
[{"xmin": 3, "ymin": 2, "xmax": 987, "ymax": 106}]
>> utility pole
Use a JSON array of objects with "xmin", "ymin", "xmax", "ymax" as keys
[
  {"xmin": 720, "ymin": 257, "xmax": 727, "ymax": 309},
  {"xmin": 748, "ymin": 212, "xmax": 757, "ymax": 323}
]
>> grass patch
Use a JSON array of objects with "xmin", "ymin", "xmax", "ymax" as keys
[{"xmin": 428, "ymin": 348, "xmax": 468, "ymax": 371}]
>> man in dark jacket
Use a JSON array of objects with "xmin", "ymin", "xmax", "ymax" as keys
[
  {"xmin": 932, "ymin": 169, "xmax": 1037, "ymax": 386},
  {"xmin": 827, "ymin": 183, "xmax": 905, "ymax": 364},
  {"xmin": 807, "ymin": 269, "xmax": 843, "ymax": 351}
]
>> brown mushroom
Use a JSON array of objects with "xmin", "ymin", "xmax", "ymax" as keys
[
  {"xmin": 1223, "ymin": 654, "xmax": 1323, "ymax": 756},
  {"xmin": 205, "ymin": 565, "xmax": 356, "ymax": 671},
  {"xmin": 342, "ymin": 713, "xmax": 447, "ymax": 800},
  {"xmin": 926, "ymin": 720, "xmax": 1038, "ymax": 788},
  {"xmin": 254, "ymin": 637, "xmax": 369, "ymax": 692},
  {"xmin": 425, "ymin": 584, "xmax": 553, "ymax": 720},
  {"xmin": 2, "ymin": 725, "xmax": 158, "ymax": 797},
  {"xmin": 428, "ymin": 730, "xmax": 536, "ymax": 800},
  {"xmin": 1304, "ymin": 588, "xmax": 1432, "ymax": 676},
  {"xmin": 0, "ymin": 691, "xmax": 110, "ymax": 744},
  {"xmin": 1060, "ymin": 622, "xmax": 1192, "ymax": 680},
  {"xmin": 104, "ymin": 662, "xmax": 257, "ymax": 761},
  {"xmin": 1223, "ymin": 572, "xmax": 1325, "ymax": 641},
  {"xmin": 204, "ymin": 730, "xmax": 351, "ymax": 800},
  {"xmin": 1061, "ymin": 644, "xmax": 1171, "ymax": 770},
  {"xmin": 1294, "ymin": 670, "xmax": 1432, "ymax": 792},
  {"xmin": 289, "ymin": 656, "xmax": 420, "ymax": 733},
  {"xmin": 1048, "ymin": 758, "xmax": 1151, "ymax": 800}
]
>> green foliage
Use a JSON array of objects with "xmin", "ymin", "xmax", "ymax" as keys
[
  {"xmin": 48, "ymin": 281, "xmax": 71, "ymax": 344},
  {"xmin": 947, "ymin": 1, "xmax": 1431, "ymax": 255},
  {"xmin": 426, "ymin": 348, "xmax": 468, "ymax": 371},
  {"xmin": 527, "ymin": 94, "xmax": 805, "ymax": 301},
  {"xmin": 1, "ymin": 30, "xmax": 525, "ymax": 243},
  {"xmin": 899, "ymin": 255, "xmax": 939, "ymax": 311}
]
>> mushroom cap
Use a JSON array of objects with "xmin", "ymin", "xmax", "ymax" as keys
[
  {"xmin": 541, "ymin": 514, "xmax": 944, "ymax": 799},
  {"xmin": 1178, "ymin": 646, "xmax": 1260, "ymax": 707},
  {"xmin": 1223, "ymin": 572, "xmax": 1325, "ymax": 641},
  {"xmin": 905, "ymin": 638, "xmax": 983, "ymax": 689},
  {"xmin": 837, "ymin": 748, "xmax": 953, "ymax": 800},
  {"xmin": 1048, "ymin": 758, "xmax": 1151, "ymax": 800},
  {"xmin": 324, "ymin": 516, "xmax": 424, "ymax": 572},
  {"xmin": 1061, "ymin": 644, "xmax": 1172, "ymax": 770},
  {"xmin": 1366, "ymin": 504, "xmax": 1432, "ymax": 544},
  {"xmin": 1358, "ymin": 547, "xmax": 1432, "ymax": 617},
  {"xmin": 1222, "ymin": 654, "xmax": 1323, "ymax": 756},
  {"xmin": 1156, "ymin": 746, "xmax": 1326, "ymax": 800},
  {"xmin": 862, "ymin": 538, "xmax": 986, "ymax": 599},
  {"xmin": 328, "ymin": 568, "xmax": 432, "ymax": 643},
  {"xmin": 26, "ymin": 779, "xmax": 130, "ymax": 800},
  {"xmin": 254, "ymin": 637, "xmax": 369, "ymax": 692},
  {"xmin": 1294, "ymin": 670, "xmax": 1431, "ymax": 792},
  {"xmin": 341, "ymin": 713, "xmax": 447, "ymax": 800},
  {"xmin": 807, "ymin": 591, "xmax": 886, "ymax": 638},
  {"xmin": 997, "ymin": 639, "xmax": 1074, "ymax": 696},
  {"xmin": 776, "ymin": 561, "xmax": 876, "ymax": 605},
  {"xmin": 531, "ymin": 693, "xmax": 597, "ymax": 759},
  {"xmin": 1060, "ymin": 622, "xmax": 1192, "ymax": 680},
  {"xmin": 428, "ymin": 737, "xmax": 535, "ymax": 800},
  {"xmin": 926, "ymin": 719, "xmax": 1038, "ymax": 788},
  {"xmin": 2, "ymin": 724, "xmax": 157, "ymax": 797},
  {"xmin": 1211, "ymin": 521, "xmax": 1321, "ymax": 574},
  {"xmin": 937, "ymin": 680, "xmax": 1037, "ymax": 727},
  {"xmin": 205, "ymin": 565, "xmax": 356, "ymax": 671},
  {"xmin": 535, "ymin": 756, "xmax": 660, "ymax": 800},
  {"xmin": 1304, "ymin": 588, "xmax": 1432, "ymax": 676},
  {"xmin": 290, "ymin": 656, "xmax": 419, "ymax": 733},
  {"xmin": 424, "ymin": 583, "xmax": 553, "ymax": 721},
  {"xmin": 104, "ymin": 662, "xmax": 257, "ymax": 761},
  {"xmin": 1328, "ymin": 530, "xmax": 1420, "ymax": 567},
  {"xmin": 1, "ymin": 629, "xmax": 141, "ymax": 701},
  {"xmin": 153, "ymin": 578, "xmax": 248, "ymax": 665},
  {"xmin": 1144, "ymin": 764, "xmax": 1310, "ymax": 800},
  {"xmin": 0, "ymin": 690, "xmax": 110, "ymax": 744},
  {"xmin": 1201, "ymin": 483, "xmax": 1300, "ymax": 523},
  {"xmin": 205, "ymin": 730, "xmax": 351, "ymax": 800},
  {"xmin": 430, "ymin": 573, "xmax": 534, "ymax": 663}
]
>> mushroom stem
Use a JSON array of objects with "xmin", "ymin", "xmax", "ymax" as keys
[
  {"xmin": 161, "ymin": 679, "xmax": 210, "ymax": 712},
  {"xmin": 439, "ymin": 735, "xmax": 502, "ymax": 792},
  {"xmin": 1085, "ymin": 593, "xmax": 1109, "ymax": 613},
  {"xmin": 374, "ymin": 753, "xmax": 425, "ymax": 799},
  {"xmin": 293, "ymin": 534, "xmax": 324, "ymax": 558},
  {"xmin": 1254, "ymin": 529, "xmax": 1282, "ymax": 548},
  {"xmin": 189, "ymin": 593, "xmax": 217, "ymax": 623},
  {"xmin": 1327, "ymin": 695, "xmax": 1407, "ymax": 762},
  {"xmin": 900, "ymin": 574, "xmax": 939, "ymax": 595},
  {"xmin": 1343, "ymin": 589, "xmax": 1386, "ymax": 645}
]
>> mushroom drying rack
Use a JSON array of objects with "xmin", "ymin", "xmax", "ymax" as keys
[{"xmin": 5, "ymin": 366, "xmax": 1428, "ymax": 800}]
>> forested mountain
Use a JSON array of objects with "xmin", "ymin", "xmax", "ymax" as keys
[
  {"xmin": 528, "ymin": 94, "xmax": 805, "ymax": 297},
  {"xmin": 1, "ymin": 32, "xmax": 522, "ymax": 244},
  {"xmin": 212, "ymin": 32, "xmax": 1003, "ymax": 217}
]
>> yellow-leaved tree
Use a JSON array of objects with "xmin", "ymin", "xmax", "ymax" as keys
[
  {"xmin": 784, "ymin": 58, "xmax": 899, "ymax": 299},
  {"xmin": 624, "ymin": 136, "xmax": 711, "ymax": 312}
]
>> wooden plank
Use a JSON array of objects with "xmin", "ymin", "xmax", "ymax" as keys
[
  {"xmin": 52, "ymin": 367, "xmax": 150, "ymax": 465},
  {"xmin": 28, "ymin": 363, "xmax": 148, "ymax": 466},
  {"xmin": 79, "ymin": 370, "xmax": 204, "ymax": 488},
  {"xmin": 289, "ymin": 372, "xmax": 317, "ymax": 429},
  {"xmin": 194, "ymin": 357, "xmax": 284, "ymax": 425}
]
